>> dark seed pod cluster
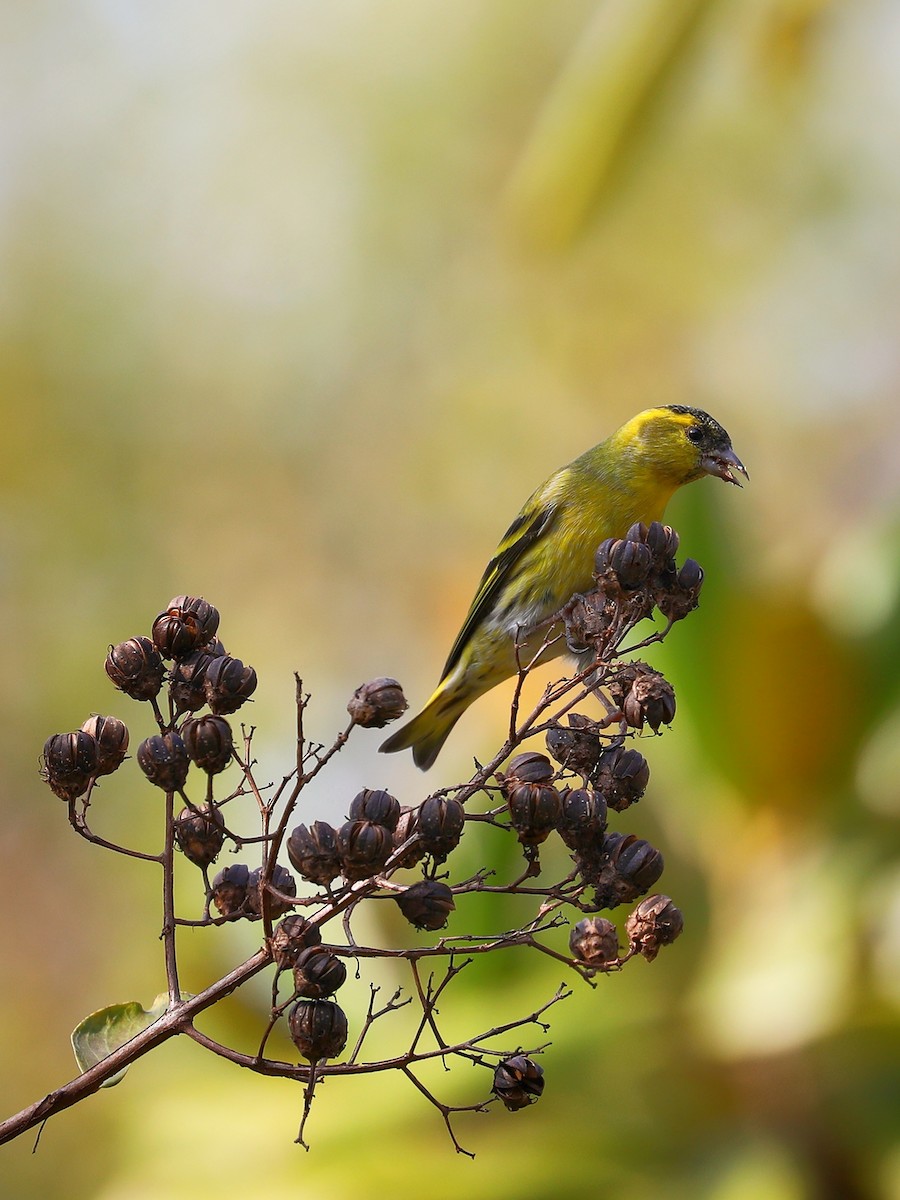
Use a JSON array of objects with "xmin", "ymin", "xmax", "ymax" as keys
[
  {"xmin": 151, "ymin": 596, "xmax": 220, "ymax": 661},
  {"xmin": 608, "ymin": 661, "xmax": 676, "ymax": 732},
  {"xmin": 580, "ymin": 832, "xmax": 664, "ymax": 910},
  {"xmin": 492, "ymin": 1055, "xmax": 545, "ymax": 1111}
]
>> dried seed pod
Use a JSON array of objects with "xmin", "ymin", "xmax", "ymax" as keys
[
  {"xmin": 246, "ymin": 864, "xmax": 297, "ymax": 919},
  {"xmin": 656, "ymin": 557, "xmax": 704, "ymax": 623},
  {"xmin": 392, "ymin": 806, "xmax": 425, "ymax": 869},
  {"xmin": 287, "ymin": 821, "xmax": 342, "ymax": 887},
  {"xmin": 417, "ymin": 795, "xmax": 465, "ymax": 860},
  {"xmin": 174, "ymin": 803, "xmax": 226, "ymax": 868},
  {"xmin": 41, "ymin": 731, "xmax": 99, "ymax": 801},
  {"xmin": 581, "ymin": 831, "xmax": 664, "ymax": 909},
  {"xmin": 545, "ymin": 713, "xmax": 602, "ymax": 774},
  {"xmin": 395, "ymin": 880, "xmax": 455, "ymax": 931},
  {"xmin": 288, "ymin": 999, "xmax": 348, "ymax": 1062},
  {"xmin": 169, "ymin": 651, "xmax": 215, "ymax": 714},
  {"xmin": 609, "ymin": 538, "xmax": 653, "ymax": 589},
  {"xmin": 556, "ymin": 787, "xmax": 607, "ymax": 852},
  {"xmin": 608, "ymin": 662, "xmax": 675, "ymax": 732},
  {"xmin": 506, "ymin": 780, "xmax": 560, "ymax": 846},
  {"xmin": 502, "ymin": 751, "xmax": 555, "ymax": 792},
  {"xmin": 564, "ymin": 590, "xmax": 613, "ymax": 650},
  {"xmin": 569, "ymin": 916, "xmax": 620, "ymax": 966},
  {"xmin": 152, "ymin": 595, "xmax": 220, "ymax": 660},
  {"xmin": 348, "ymin": 787, "xmax": 401, "ymax": 831},
  {"xmin": 181, "ymin": 715, "xmax": 234, "ymax": 774},
  {"xmin": 645, "ymin": 521, "xmax": 679, "ymax": 568},
  {"xmin": 271, "ymin": 914, "xmax": 323, "ymax": 969},
  {"xmin": 211, "ymin": 863, "xmax": 251, "ymax": 917},
  {"xmin": 347, "ymin": 677, "xmax": 408, "ymax": 728},
  {"xmin": 593, "ymin": 745, "xmax": 650, "ymax": 812},
  {"xmin": 136, "ymin": 732, "xmax": 190, "ymax": 791},
  {"xmin": 79, "ymin": 715, "xmax": 129, "ymax": 777},
  {"xmin": 203, "ymin": 655, "xmax": 257, "ymax": 716},
  {"xmin": 337, "ymin": 819, "xmax": 393, "ymax": 881},
  {"xmin": 625, "ymin": 894, "xmax": 684, "ymax": 961},
  {"xmin": 105, "ymin": 636, "xmax": 165, "ymax": 701},
  {"xmin": 292, "ymin": 946, "xmax": 347, "ymax": 999},
  {"xmin": 492, "ymin": 1055, "xmax": 545, "ymax": 1111}
]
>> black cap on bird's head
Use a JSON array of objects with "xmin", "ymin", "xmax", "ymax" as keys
[{"xmin": 659, "ymin": 405, "xmax": 749, "ymax": 487}]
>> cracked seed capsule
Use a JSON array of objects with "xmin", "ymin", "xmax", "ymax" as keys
[
  {"xmin": 492, "ymin": 1055, "xmax": 545, "ymax": 1111},
  {"xmin": 211, "ymin": 863, "xmax": 251, "ymax": 917},
  {"xmin": 506, "ymin": 780, "xmax": 560, "ymax": 846},
  {"xmin": 625, "ymin": 894, "xmax": 684, "ymax": 961},
  {"xmin": 151, "ymin": 595, "xmax": 220, "ymax": 660},
  {"xmin": 271, "ymin": 914, "xmax": 323, "ymax": 969},
  {"xmin": 593, "ymin": 745, "xmax": 650, "ymax": 812},
  {"xmin": 292, "ymin": 946, "xmax": 347, "ymax": 999},
  {"xmin": 546, "ymin": 714, "xmax": 602, "ymax": 775},
  {"xmin": 346, "ymin": 677, "xmax": 408, "ymax": 728},
  {"xmin": 569, "ymin": 916, "xmax": 620, "ymax": 966},
  {"xmin": 581, "ymin": 831, "xmax": 664, "ymax": 909}
]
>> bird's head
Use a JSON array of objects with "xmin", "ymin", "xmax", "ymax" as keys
[{"xmin": 618, "ymin": 405, "xmax": 748, "ymax": 489}]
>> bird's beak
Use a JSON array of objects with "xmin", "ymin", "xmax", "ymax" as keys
[{"xmin": 701, "ymin": 446, "xmax": 749, "ymax": 487}]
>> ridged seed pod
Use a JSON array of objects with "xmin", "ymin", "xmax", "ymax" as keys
[
  {"xmin": 137, "ymin": 732, "xmax": 189, "ymax": 791},
  {"xmin": 203, "ymin": 655, "xmax": 257, "ymax": 716},
  {"xmin": 556, "ymin": 787, "xmax": 607, "ymax": 852},
  {"xmin": 545, "ymin": 714, "xmax": 602, "ymax": 775},
  {"xmin": 211, "ymin": 863, "xmax": 250, "ymax": 917},
  {"xmin": 292, "ymin": 946, "xmax": 347, "ymax": 999},
  {"xmin": 395, "ymin": 879, "xmax": 455, "ymax": 931},
  {"xmin": 41, "ymin": 731, "xmax": 99, "ymax": 801},
  {"xmin": 580, "ymin": 832, "xmax": 664, "ymax": 909},
  {"xmin": 417, "ymin": 795, "xmax": 465, "ymax": 860},
  {"xmin": 288, "ymin": 999, "xmax": 348, "ymax": 1062},
  {"xmin": 174, "ymin": 803, "xmax": 226, "ymax": 867},
  {"xmin": 80, "ymin": 715, "xmax": 129, "ymax": 776},
  {"xmin": 152, "ymin": 595, "xmax": 220, "ymax": 660},
  {"xmin": 105, "ymin": 637, "xmax": 164, "ymax": 701},
  {"xmin": 181, "ymin": 714, "xmax": 233, "ymax": 774},
  {"xmin": 593, "ymin": 746, "xmax": 650, "ymax": 812},
  {"xmin": 169, "ymin": 651, "xmax": 215, "ymax": 715},
  {"xmin": 348, "ymin": 787, "xmax": 401, "ymax": 831},
  {"xmin": 246, "ymin": 865, "xmax": 297, "ymax": 919},
  {"xmin": 287, "ymin": 821, "xmax": 342, "ymax": 886},
  {"xmin": 337, "ymin": 819, "xmax": 393, "ymax": 881},
  {"xmin": 506, "ymin": 781, "xmax": 560, "ymax": 846}
]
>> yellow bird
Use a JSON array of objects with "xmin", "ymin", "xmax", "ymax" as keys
[{"xmin": 381, "ymin": 405, "xmax": 747, "ymax": 769}]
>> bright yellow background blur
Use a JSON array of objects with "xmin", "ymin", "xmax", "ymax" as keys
[{"xmin": 2, "ymin": 2, "xmax": 900, "ymax": 1197}]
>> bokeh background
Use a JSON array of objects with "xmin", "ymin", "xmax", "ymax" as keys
[{"xmin": 2, "ymin": 1, "xmax": 900, "ymax": 1196}]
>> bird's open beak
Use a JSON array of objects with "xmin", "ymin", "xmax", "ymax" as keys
[{"xmin": 701, "ymin": 446, "xmax": 749, "ymax": 487}]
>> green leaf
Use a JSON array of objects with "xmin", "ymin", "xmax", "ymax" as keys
[{"xmin": 71, "ymin": 993, "xmax": 172, "ymax": 1087}]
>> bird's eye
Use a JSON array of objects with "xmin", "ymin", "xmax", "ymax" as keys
[{"xmin": 686, "ymin": 427, "xmax": 703, "ymax": 445}]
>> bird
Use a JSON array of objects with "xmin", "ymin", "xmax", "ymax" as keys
[{"xmin": 380, "ymin": 405, "xmax": 747, "ymax": 770}]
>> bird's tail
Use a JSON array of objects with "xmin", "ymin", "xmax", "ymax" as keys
[{"xmin": 379, "ymin": 685, "xmax": 465, "ymax": 771}]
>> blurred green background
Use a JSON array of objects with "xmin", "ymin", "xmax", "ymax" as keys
[{"xmin": 2, "ymin": 0, "xmax": 900, "ymax": 1196}]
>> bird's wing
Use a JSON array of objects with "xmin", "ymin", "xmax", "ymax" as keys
[{"xmin": 440, "ymin": 492, "xmax": 560, "ymax": 680}]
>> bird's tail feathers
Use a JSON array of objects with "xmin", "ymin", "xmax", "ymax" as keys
[{"xmin": 379, "ymin": 686, "xmax": 465, "ymax": 771}]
